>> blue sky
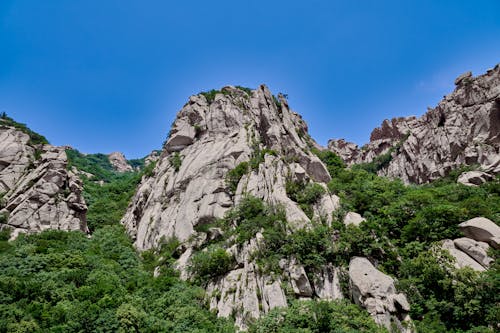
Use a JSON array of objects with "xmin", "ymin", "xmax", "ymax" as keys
[{"xmin": 1, "ymin": 1, "xmax": 499, "ymax": 158}]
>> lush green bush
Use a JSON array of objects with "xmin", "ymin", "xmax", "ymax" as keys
[
  {"xmin": 249, "ymin": 299, "xmax": 387, "ymax": 333},
  {"xmin": 169, "ymin": 152, "xmax": 182, "ymax": 172},
  {"xmin": 312, "ymin": 148, "xmax": 345, "ymax": 177},
  {"xmin": 0, "ymin": 226, "xmax": 235, "ymax": 332},
  {"xmin": 286, "ymin": 180, "xmax": 325, "ymax": 218},
  {"xmin": 189, "ymin": 245, "xmax": 235, "ymax": 283},
  {"xmin": 226, "ymin": 161, "xmax": 249, "ymax": 194}
]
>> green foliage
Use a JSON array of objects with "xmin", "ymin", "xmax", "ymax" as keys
[
  {"xmin": 286, "ymin": 180, "xmax": 325, "ymax": 218},
  {"xmin": 66, "ymin": 148, "xmax": 145, "ymax": 231},
  {"xmin": 66, "ymin": 149, "xmax": 116, "ymax": 182},
  {"xmin": 169, "ymin": 152, "xmax": 182, "ymax": 172},
  {"xmin": 143, "ymin": 161, "xmax": 157, "ymax": 177},
  {"xmin": 0, "ymin": 113, "xmax": 49, "ymax": 146},
  {"xmin": 189, "ymin": 245, "xmax": 235, "ymax": 283},
  {"xmin": 249, "ymin": 299, "xmax": 387, "ymax": 333},
  {"xmin": 324, "ymin": 162, "xmax": 500, "ymax": 331},
  {"xmin": 226, "ymin": 161, "xmax": 249, "ymax": 194},
  {"xmin": 0, "ymin": 212, "xmax": 8, "ymax": 225},
  {"xmin": 83, "ymin": 172, "xmax": 142, "ymax": 231},
  {"xmin": 272, "ymin": 94, "xmax": 282, "ymax": 110},
  {"xmin": 223, "ymin": 195, "xmax": 287, "ymax": 246},
  {"xmin": 0, "ymin": 226, "xmax": 234, "ymax": 332},
  {"xmin": 128, "ymin": 157, "xmax": 146, "ymax": 170},
  {"xmin": 311, "ymin": 148, "xmax": 345, "ymax": 177},
  {"xmin": 200, "ymin": 89, "xmax": 220, "ymax": 103}
]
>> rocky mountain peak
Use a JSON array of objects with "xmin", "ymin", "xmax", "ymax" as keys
[
  {"xmin": 120, "ymin": 85, "xmax": 351, "ymax": 328},
  {"xmin": 108, "ymin": 151, "xmax": 133, "ymax": 172},
  {"xmin": 328, "ymin": 64, "xmax": 500, "ymax": 184}
]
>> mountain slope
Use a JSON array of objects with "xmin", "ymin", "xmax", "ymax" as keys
[{"xmin": 329, "ymin": 64, "xmax": 500, "ymax": 183}]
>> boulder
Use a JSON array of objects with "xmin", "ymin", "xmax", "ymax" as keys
[
  {"xmin": 453, "ymin": 237, "xmax": 493, "ymax": 268},
  {"xmin": 343, "ymin": 211, "xmax": 366, "ymax": 226},
  {"xmin": 442, "ymin": 240, "xmax": 485, "ymax": 271},
  {"xmin": 349, "ymin": 257, "xmax": 413, "ymax": 332},
  {"xmin": 459, "ymin": 217, "xmax": 500, "ymax": 249},
  {"xmin": 457, "ymin": 171, "xmax": 492, "ymax": 186}
]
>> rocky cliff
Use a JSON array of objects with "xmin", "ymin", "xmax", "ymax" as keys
[
  {"xmin": 328, "ymin": 64, "xmax": 500, "ymax": 183},
  {"xmin": 0, "ymin": 117, "xmax": 88, "ymax": 238},
  {"xmin": 121, "ymin": 85, "xmax": 414, "ymax": 330}
]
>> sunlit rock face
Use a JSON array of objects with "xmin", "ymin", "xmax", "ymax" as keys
[
  {"xmin": 0, "ymin": 124, "xmax": 87, "ymax": 238},
  {"xmin": 121, "ymin": 85, "xmax": 342, "ymax": 328},
  {"xmin": 329, "ymin": 64, "xmax": 500, "ymax": 184}
]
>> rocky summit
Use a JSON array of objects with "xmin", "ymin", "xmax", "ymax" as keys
[
  {"xmin": 329, "ymin": 64, "xmax": 500, "ymax": 184},
  {"xmin": 0, "ymin": 68, "xmax": 499, "ymax": 333}
]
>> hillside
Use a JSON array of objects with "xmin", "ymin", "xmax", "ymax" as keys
[{"xmin": 0, "ymin": 73, "xmax": 499, "ymax": 332}]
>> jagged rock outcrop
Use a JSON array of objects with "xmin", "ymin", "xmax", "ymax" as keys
[
  {"xmin": 328, "ymin": 64, "xmax": 500, "ymax": 184},
  {"xmin": 349, "ymin": 257, "xmax": 413, "ymax": 333},
  {"xmin": 0, "ymin": 124, "xmax": 88, "ymax": 238},
  {"xmin": 122, "ymin": 85, "xmax": 337, "ymax": 249},
  {"xmin": 108, "ymin": 151, "xmax": 133, "ymax": 172},
  {"xmin": 121, "ymin": 85, "xmax": 342, "ymax": 328}
]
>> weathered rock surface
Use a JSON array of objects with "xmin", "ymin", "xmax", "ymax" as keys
[
  {"xmin": 459, "ymin": 217, "xmax": 500, "ymax": 249},
  {"xmin": 0, "ymin": 124, "xmax": 88, "ymax": 237},
  {"xmin": 328, "ymin": 65, "xmax": 500, "ymax": 184},
  {"xmin": 121, "ymin": 85, "xmax": 341, "ymax": 327},
  {"xmin": 122, "ymin": 85, "xmax": 337, "ymax": 249},
  {"xmin": 343, "ymin": 211, "xmax": 366, "ymax": 226},
  {"xmin": 457, "ymin": 170, "xmax": 493, "ymax": 186},
  {"xmin": 349, "ymin": 257, "xmax": 413, "ymax": 333},
  {"xmin": 453, "ymin": 237, "xmax": 493, "ymax": 268},
  {"xmin": 441, "ymin": 239, "xmax": 486, "ymax": 272},
  {"xmin": 108, "ymin": 151, "xmax": 133, "ymax": 172}
]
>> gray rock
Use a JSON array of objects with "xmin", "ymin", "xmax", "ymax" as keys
[
  {"xmin": 457, "ymin": 171, "xmax": 493, "ymax": 186},
  {"xmin": 343, "ymin": 211, "xmax": 366, "ymax": 226},
  {"xmin": 349, "ymin": 257, "xmax": 414, "ymax": 333},
  {"xmin": 0, "ymin": 124, "xmax": 87, "ymax": 236},
  {"xmin": 453, "ymin": 237, "xmax": 493, "ymax": 268},
  {"xmin": 121, "ymin": 85, "xmax": 341, "ymax": 328},
  {"xmin": 442, "ymin": 239, "xmax": 485, "ymax": 271},
  {"xmin": 459, "ymin": 217, "xmax": 500, "ymax": 249}
]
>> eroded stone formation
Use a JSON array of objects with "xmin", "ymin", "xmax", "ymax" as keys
[
  {"xmin": 329, "ymin": 64, "xmax": 500, "ymax": 184},
  {"xmin": 120, "ymin": 85, "xmax": 414, "ymax": 330},
  {"xmin": 0, "ymin": 124, "xmax": 87, "ymax": 238}
]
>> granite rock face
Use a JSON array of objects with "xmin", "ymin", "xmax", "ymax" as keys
[
  {"xmin": 122, "ymin": 85, "xmax": 337, "ymax": 249},
  {"xmin": 0, "ymin": 124, "xmax": 88, "ymax": 238},
  {"xmin": 328, "ymin": 65, "xmax": 500, "ymax": 184},
  {"xmin": 121, "ymin": 85, "xmax": 342, "ymax": 328}
]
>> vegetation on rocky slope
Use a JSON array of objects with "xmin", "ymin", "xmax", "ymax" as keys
[
  {"xmin": 0, "ymin": 226, "xmax": 234, "ymax": 332},
  {"xmin": 66, "ymin": 149, "xmax": 144, "ymax": 232},
  {"xmin": 0, "ymin": 112, "xmax": 49, "ymax": 146}
]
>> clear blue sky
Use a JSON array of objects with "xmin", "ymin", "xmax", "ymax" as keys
[{"xmin": 1, "ymin": 1, "xmax": 499, "ymax": 158}]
